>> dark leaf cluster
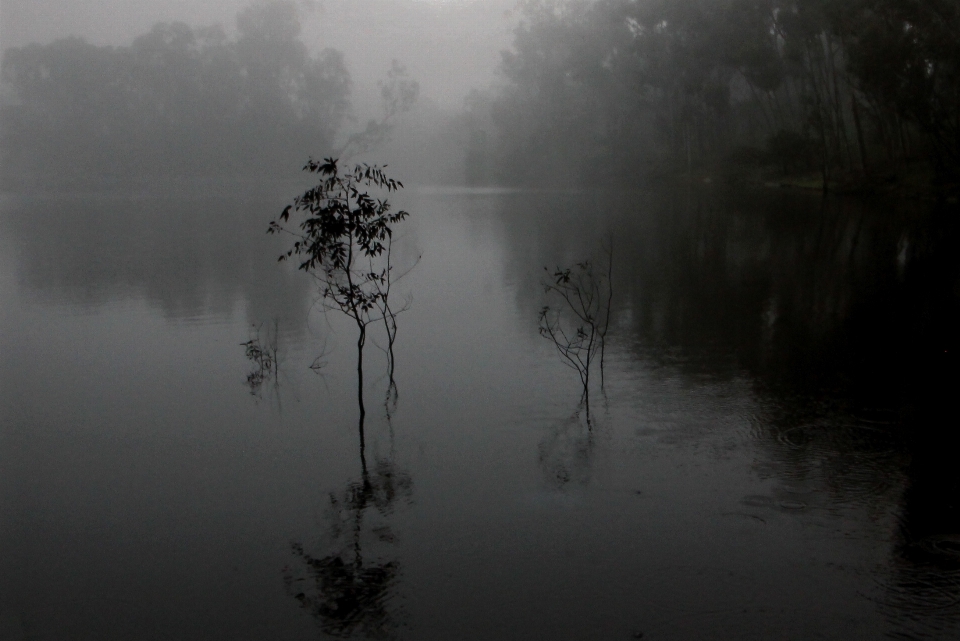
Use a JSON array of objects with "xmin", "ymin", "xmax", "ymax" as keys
[
  {"xmin": 270, "ymin": 158, "xmax": 407, "ymax": 274},
  {"xmin": 268, "ymin": 157, "xmax": 408, "ymax": 328}
]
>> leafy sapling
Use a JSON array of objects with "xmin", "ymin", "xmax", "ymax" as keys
[{"xmin": 268, "ymin": 158, "xmax": 410, "ymax": 430}]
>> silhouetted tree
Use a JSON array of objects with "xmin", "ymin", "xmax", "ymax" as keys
[
  {"xmin": 538, "ymin": 243, "xmax": 613, "ymax": 412},
  {"xmin": 269, "ymin": 158, "xmax": 409, "ymax": 433}
]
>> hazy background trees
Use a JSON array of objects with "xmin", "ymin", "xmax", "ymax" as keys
[
  {"xmin": 1, "ymin": 1, "xmax": 351, "ymax": 185},
  {"xmin": 2, "ymin": 0, "xmax": 958, "ymax": 190},
  {"xmin": 0, "ymin": 0, "xmax": 517, "ymax": 188}
]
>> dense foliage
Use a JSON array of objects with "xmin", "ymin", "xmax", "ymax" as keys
[
  {"xmin": 486, "ymin": 0, "xmax": 960, "ymax": 187},
  {"xmin": 0, "ymin": 1, "xmax": 350, "ymax": 183}
]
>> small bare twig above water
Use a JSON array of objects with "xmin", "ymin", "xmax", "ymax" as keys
[
  {"xmin": 371, "ymin": 234, "xmax": 421, "ymax": 390},
  {"xmin": 308, "ymin": 335, "xmax": 333, "ymax": 373}
]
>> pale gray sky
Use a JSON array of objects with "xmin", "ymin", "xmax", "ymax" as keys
[{"xmin": 0, "ymin": 0, "xmax": 518, "ymax": 109}]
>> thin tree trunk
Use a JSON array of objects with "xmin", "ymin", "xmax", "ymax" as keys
[
  {"xmin": 600, "ymin": 242, "xmax": 613, "ymax": 389},
  {"xmin": 851, "ymin": 95, "xmax": 869, "ymax": 177},
  {"xmin": 357, "ymin": 324, "xmax": 366, "ymax": 423}
]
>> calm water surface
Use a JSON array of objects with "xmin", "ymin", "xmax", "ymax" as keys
[{"xmin": 1, "ymin": 185, "xmax": 958, "ymax": 640}]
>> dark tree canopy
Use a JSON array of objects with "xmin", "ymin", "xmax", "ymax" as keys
[{"xmin": 483, "ymin": 0, "xmax": 960, "ymax": 188}]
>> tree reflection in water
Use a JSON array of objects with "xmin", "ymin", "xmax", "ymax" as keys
[
  {"xmin": 241, "ymin": 320, "xmax": 280, "ymax": 399},
  {"xmin": 285, "ymin": 437, "xmax": 412, "ymax": 639},
  {"xmin": 539, "ymin": 405, "xmax": 597, "ymax": 490}
]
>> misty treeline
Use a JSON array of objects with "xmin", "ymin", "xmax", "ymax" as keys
[
  {"xmin": 5, "ymin": 0, "xmax": 958, "ymax": 191},
  {"xmin": 0, "ymin": 1, "xmax": 415, "ymax": 186},
  {"xmin": 475, "ymin": 0, "xmax": 960, "ymax": 188}
]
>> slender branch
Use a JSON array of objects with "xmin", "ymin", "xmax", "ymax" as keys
[{"xmin": 600, "ymin": 239, "xmax": 613, "ymax": 389}]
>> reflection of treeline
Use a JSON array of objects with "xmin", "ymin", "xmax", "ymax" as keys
[
  {"xmin": 0, "ymin": 192, "xmax": 313, "ymax": 329},
  {"xmin": 496, "ymin": 188, "xmax": 957, "ymax": 394},
  {"xmin": 0, "ymin": 1, "xmax": 349, "ymax": 185},
  {"xmin": 485, "ymin": 0, "xmax": 960, "ymax": 188}
]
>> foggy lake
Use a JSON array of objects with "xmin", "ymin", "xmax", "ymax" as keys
[
  {"xmin": 1, "ymin": 184, "xmax": 958, "ymax": 640},
  {"xmin": 3, "ymin": 0, "xmax": 960, "ymax": 638}
]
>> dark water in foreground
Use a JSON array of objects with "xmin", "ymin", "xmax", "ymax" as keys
[{"xmin": 1, "ymin": 185, "xmax": 958, "ymax": 640}]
